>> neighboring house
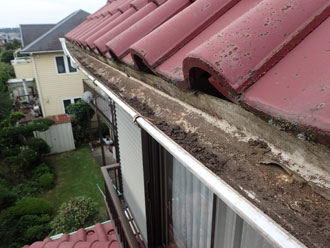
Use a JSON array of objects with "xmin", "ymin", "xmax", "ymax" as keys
[
  {"xmin": 0, "ymin": 33, "xmax": 8, "ymax": 45},
  {"xmin": 28, "ymin": 1, "xmax": 330, "ymax": 248},
  {"xmin": 19, "ymin": 10, "xmax": 89, "ymax": 117},
  {"xmin": 9, "ymin": 10, "xmax": 89, "ymax": 154}
]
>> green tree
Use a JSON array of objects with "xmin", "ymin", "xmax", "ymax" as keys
[
  {"xmin": 4, "ymin": 40, "xmax": 21, "ymax": 51},
  {"xmin": 0, "ymin": 61, "xmax": 14, "ymax": 92},
  {"xmin": 0, "ymin": 91, "xmax": 12, "ymax": 121},
  {"xmin": 0, "ymin": 113, "xmax": 54, "ymax": 178},
  {"xmin": 67, "ymin": 100, "xmax": 94, "ymax": 144},
  {"xmin": 0, "ymin": 49, "xmax": 14, "ymax": 64}
]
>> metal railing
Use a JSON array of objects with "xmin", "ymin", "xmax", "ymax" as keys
[{"xmin": 101, "ymin": 164, "xmax": 144, "ymax": 248}]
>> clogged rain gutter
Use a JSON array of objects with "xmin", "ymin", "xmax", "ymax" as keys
[{"xmin": 60, "ymin": 38, "xmax": 306, "ymax": 248}]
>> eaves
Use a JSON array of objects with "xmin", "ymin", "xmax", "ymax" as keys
[{"xmin": 63, "ymin": 40, "xmax": 330, "ymax": 248}]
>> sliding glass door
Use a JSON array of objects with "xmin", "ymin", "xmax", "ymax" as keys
[{"xmin": 167, "ymin": 157, "xmax": 214, "ymax": 248}]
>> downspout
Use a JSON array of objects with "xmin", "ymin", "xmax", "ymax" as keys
[
  {"xmin": 60, "ymin": 38, "xmax": 306, "ymax": 248},
  {"xmin": 31, "ymin": 54, "xmax": 46, "ymax": 117}
]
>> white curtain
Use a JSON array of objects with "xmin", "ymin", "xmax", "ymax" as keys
[{"xmin": 170, "ymin": 157, "xmax": 214, "ymax": 248}]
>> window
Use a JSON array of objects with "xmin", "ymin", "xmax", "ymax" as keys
[
  {"xmin": 167, "ymin": 157, "xmax": 214, "ymax": 248},
  {"xmin": 67, "ymin": 56, "xmax": 77, "ymax": 73},
  {"xmin": 55, "ymin": 56, "xmax": 77, "ymax": 74},
  {"xmin": 63, "ymin": 97, "xmax": 81, "ymax": 113},
  {"xmin": 141, "ymin": 132, "xmax": 215, "ymax": 247}
]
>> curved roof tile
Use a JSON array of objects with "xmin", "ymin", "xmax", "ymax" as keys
[
  {"xmin": 65, "ymin": 0, "xmax": 330, "ymax": 144},
  {"xmin": 24, "ymin": 222, "xmax": 119, "ymax": 248}
]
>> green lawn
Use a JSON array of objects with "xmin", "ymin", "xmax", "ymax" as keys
[{"xmin": 40, "ymin": 146, "xmax": 108, "ymax": 220}]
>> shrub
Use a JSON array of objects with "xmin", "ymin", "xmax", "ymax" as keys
[
  {"xmin": 13, "ymin": 181, "xmax": 41, "ymax": 197},
  {"xmin": 6, "ymin": 148, "xmax": 40, "ymax": 172},
  {"xmin": 17, "ymin": 215, "xmax": 43, "ymax": 228},
  {"xmin": 0, "ymin": 185, "xmax": 17, "ymax": 210},
  {"xmin": 50, "ymin": 196, "xmax": 100, "ymax": 234},
  {"xmin": 33, "ymin": 163, "xmax": 53, "ymax": 179},
  {"xmin": 30, "ymin": 118, "xmax": 55, "ymax": 132},
  {"xmin": 24, "ymin": 225, "xmax": 51, "ymax": 244},
  {"xmin": 11, "ymin": 197, "xmax": 53, "ymax": 218},
  {"xmin": 1, "ymin": 213, "xmax": 52, "ymax": 247},
  {"xmin": 27, "ymin": 138, "xmax": 50, "ymax": 155},
  {"xmin": 38, "ymin": 173, "xmax": 55, "ymax": 190}
]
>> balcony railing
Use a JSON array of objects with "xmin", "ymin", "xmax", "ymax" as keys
[{"xmin": 101, "ymin": 164, "xmax": 145, "ymax": 248}]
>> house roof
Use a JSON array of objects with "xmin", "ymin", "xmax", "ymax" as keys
[
  {"xmin": 24, "ymin": 222, "xmax": 120, "ymax": 248},
  {"xmin": 65, "ymin": 0, "xmax": 330, "ymax": 146},
  {"xmin": 46, "ymin": 114, "xmax": 71, "ymax": 125},
  {"xmin": 20, "ymin": 24, "xmax": 55, "ymax": 48},
  {"xmin": 21, "ymin": 10, "xmax": 89, "ymax": 54}
]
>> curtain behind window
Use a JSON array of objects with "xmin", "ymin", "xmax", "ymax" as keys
[
  {"xmin": 168, "ymin": 157, "xmax": 214, "ymax": 248},
  {"xmin": 55, "ymin": 56, "xmax": 65, "ymax": 74}
]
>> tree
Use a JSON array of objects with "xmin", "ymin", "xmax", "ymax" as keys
[
  {"xmin": 0, "ymin": 113, "xmax": 54, "ymax": 178},
  {"xmin": 0, "ymin": 91, "xmax": 12, "ymax": 121},
  {"xmin": 4, "ymin": 40, "xmax": 21, "ymax": 51},
  {"xmin": 1, "ymin": 49, "xmax": 14, "ymax": 64},
  {"xmin": 0, "ymin": 61, "xmax": 15, "ymax": 91},
  {"xmin": 67, "ymin": 100, "xmax": 94, "ymax": 144}
]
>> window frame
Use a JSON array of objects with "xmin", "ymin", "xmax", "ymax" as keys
[
  {"xmin": 141, "ymin": 131, "xmax": 217, "ymax": 247},
  {"xmin": 54, "ymin": 55, "xmax": 78, "ymax": 75},
  {"xmin": 62, "ymin": 97, "xmax": 81, "ymax": 113}
]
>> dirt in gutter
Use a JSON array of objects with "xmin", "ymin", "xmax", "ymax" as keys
[{"xmin": 71, "ymin": 48, "xmax": 330, "ymax": 248}]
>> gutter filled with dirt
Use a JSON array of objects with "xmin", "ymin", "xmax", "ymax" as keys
[{"xmin": 68, "ymin": 44, "xmax": 330, "ymax": 248}]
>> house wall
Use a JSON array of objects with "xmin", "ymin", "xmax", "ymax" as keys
[
  {"xmin": 12, "ymin": 59, "xmax": 35, "ymax": 79},
  {"xmin": 32, "ymin": 52, "xmax": 86, "ymax": 117}
]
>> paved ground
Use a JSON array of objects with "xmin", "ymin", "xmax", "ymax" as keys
[{"xmin": 91, "ymin": 146, "xmax": 116, "ymax": 166}]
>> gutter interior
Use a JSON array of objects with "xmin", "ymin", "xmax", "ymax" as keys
[{"xmin": 68, "ymin": 43, "xmax": 330, "ymax": 248}]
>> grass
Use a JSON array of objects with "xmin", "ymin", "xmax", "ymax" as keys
[{"xmin": 39, "ymin": 146, "xmax": 108, "ymax": 220}]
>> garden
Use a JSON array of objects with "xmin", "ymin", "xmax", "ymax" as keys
[{"xmin": 0, "ymin": 42, "xmax": 107, "ymax": 248}]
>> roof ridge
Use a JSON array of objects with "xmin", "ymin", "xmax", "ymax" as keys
[
  {"xmin": 21, "ymin": 9, "xmax": 89, "ymax": 53},
  {"xmin": 20, "ymin": 24, "xmax": 55, "ymax": 26}
]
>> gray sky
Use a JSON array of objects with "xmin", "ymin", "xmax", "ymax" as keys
[{"xmin": 0, "ymin": 0, "xmax": 107, "ymax": 28}]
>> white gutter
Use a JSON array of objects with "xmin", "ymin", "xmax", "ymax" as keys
[
  {"xmin": 21, "ymin": 50, "xmax": 64, "ymax": 55},
  {"xmin": 50, "ymin": 220, "xmax": 112, "ymax": 240},
  {"xmin": 61, "ymin": 38, "xmax": 306, "ymax": 248}
]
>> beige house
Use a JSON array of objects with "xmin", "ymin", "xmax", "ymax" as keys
[
  {"xmin": 9, "ymin": 11, "xmax": 89, "ymax": 154},
  {"xmin": 17, "ymin": 10, "xmax": 89, "ymax": 117}
]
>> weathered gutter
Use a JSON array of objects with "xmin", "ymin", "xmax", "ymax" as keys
[{"xmin": 61, "ymin": 38, "xmax": 306, "ymax": 248}]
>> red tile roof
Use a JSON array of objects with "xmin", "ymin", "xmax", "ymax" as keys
[
  {"xmin": 65, "ymin": 0, "xmax": 330, "ymax": 144},
  {"xmin": 24, "ymin": 222, "xmax": 120, "ymax": 248},
  {"xmin": 46, "ymin": 114, "xmax": 71, "ymax": 124}
]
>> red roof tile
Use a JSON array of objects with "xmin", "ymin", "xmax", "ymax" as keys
[
  {"xmin": 107, "ymin": 0, "xmax": 190, "ymax": 59},
  {"xmin": 242, "ymin": 16, "xmax": 330, "ymax": 136},
  {"xmin": 24, "ymin": 222, "xmax": 120, "ymax": 248},
  {"xmin": 46, "ymin": 114, "xmax": 71, "ymax": 125},
  {"xmin": 183, "ymin": 0, "xmax": 330, "ymax": 100},
  {"xmin": 65, "ymin": 0, "xmax": 330, "ymax": 143}
]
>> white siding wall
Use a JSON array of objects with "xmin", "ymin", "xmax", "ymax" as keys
[
  {"xmin": 34, "ymin": 122, "xmax": 75, "ymax": 154},
  {"xmin": 116, "ymin": 104, "xmax": 147, "ymax": 242}
]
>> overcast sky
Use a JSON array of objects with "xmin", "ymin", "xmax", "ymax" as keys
[{"xmin": 0, "ymin": 0, "xmax": 106, "ymax": 28}]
